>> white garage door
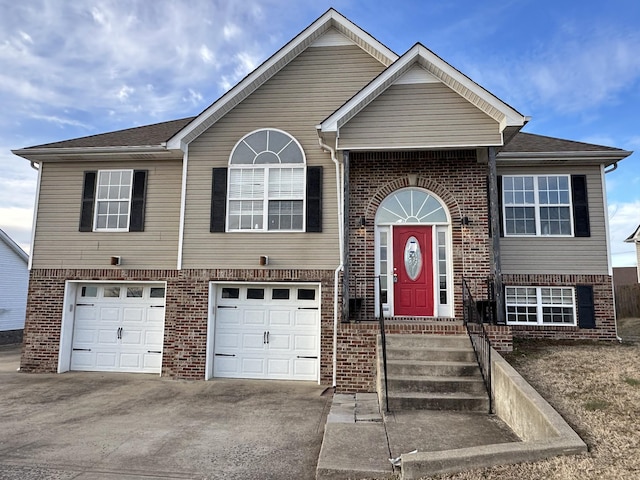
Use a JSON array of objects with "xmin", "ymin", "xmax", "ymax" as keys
[
  {"xmin": 213, "ymin": 284, "xmax": 320, "ymax": 381},
  {"xmin": 71, "ymin": 284, "xmax": 166, "ymax": 374}
]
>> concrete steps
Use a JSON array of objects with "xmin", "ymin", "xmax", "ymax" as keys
[{"xmin": 380, "ymin": 334, "xmax": 489, "ymax": 413}]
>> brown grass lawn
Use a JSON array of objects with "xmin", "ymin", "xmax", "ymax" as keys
[{"xmin": 427, "ymin": 327, "xmax": 640, "ymax": 479}]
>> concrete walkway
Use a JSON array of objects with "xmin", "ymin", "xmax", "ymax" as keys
[{"xmin": 316, "ymin": 393, "xmax": 519, "ymax": 480}]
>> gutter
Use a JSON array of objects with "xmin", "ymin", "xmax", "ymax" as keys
[
  {"xmin": 12, "ymin": 145, "xmax": 179, "ymax": 162},
  {"xmin": 317, "ymin": 129, "xmax": 344, "ymax": 389}
]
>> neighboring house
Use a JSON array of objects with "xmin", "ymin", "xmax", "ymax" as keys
[
  {"xmin": 12, "ymin": 10, "xmax": 632, "ymax": 391},
  {"xmin": 624, "ymin": 225, "xmax": 640, "ymax": 282},
  {"xmin": 0, "ymin": 229, "xmax": 29, "ymax": 345}
]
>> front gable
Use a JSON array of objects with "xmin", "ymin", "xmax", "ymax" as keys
[
  {"xmin": 320, "ymin": 43, "xmax": 528, "ymax": 150},
  {"xmin": 338, "ymin": 76, "xmax": 503, "ymax": 149}
]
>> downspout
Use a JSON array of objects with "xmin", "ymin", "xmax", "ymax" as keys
[
  {"xmin": 28, "ymin": 161, "xmax": 41, "ymax": 271},
  {"xmin": 176, "ymin": 144, "xmax": 189, "ymax": 270},
  {"xmin": 602, "ymin": 163, "xmax": 623, "ymax": 342},
  {"xmin": 317, "ymin": 130, "xmax": 344, "ymax": 388}
]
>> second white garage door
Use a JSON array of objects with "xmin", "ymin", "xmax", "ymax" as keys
[{"xmin": 212, "ymin": 283, "xmax": 320, "ymax": 381}]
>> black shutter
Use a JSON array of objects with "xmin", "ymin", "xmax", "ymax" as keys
[
  {"xmin": 576, "ymin": 285, "xmax": 596, "ymax": 329},
  {"xmin": 487, "ymin": 176, "xmax": 492, "ymax": 238},
  {"xmin": 211, "ymin": 168, "xmax": 227, "ymax": 232},
  {"xmin": 79, "ymin": 171, "xmax": 97, "ymax": 232},
  {"xmin": 497, "ymin": 175, "xmax": 504, "ymax": 237},
  {"xmin": 129, "ymin": 170, "xmax": 147, "ymax": 232},
  {"xmin": 306, "ymin": 166, "xmax": 322, "ymax": 232},
  {"xmin": 571, "ymin": 175, "xmax": 590, "ymax": 237}
]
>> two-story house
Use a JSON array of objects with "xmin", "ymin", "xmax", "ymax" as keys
[{"xmin": 13, "ymin": 10, "xmax": 631, "ymax": 391}]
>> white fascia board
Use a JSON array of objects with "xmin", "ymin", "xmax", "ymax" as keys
[
  {"xmin": 12, "ymin": 146, "xmax": 180, "ymax": 162},
  {"xmin": 413, "ymin": 45, "xmax": 527, "ymax": 128},
  {"xmin": 167, "ymin": 9, "xmax": 398, "ymax": 151},
  {"xmin": 497, "ymin": 150, "xmax": 633, "ymax": 167}
]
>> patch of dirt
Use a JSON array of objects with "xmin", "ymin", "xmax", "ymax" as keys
[{"xmin": 425, "ymin": 341, "xmax": 640, "ymax": 480}]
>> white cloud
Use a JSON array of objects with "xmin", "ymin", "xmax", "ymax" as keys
[
  {"xmin": 199, "ymin": 44, "xmax": 215, "ymax": 64},
  {"xmin": 117, "ymin": 85, "xmax": 135, "ymax": 101},
  {"xmin": 223, "ymin": 23, "xmax": 241, "ymax": 40},
  {"xmin": 29, "ymin": 114, "xmax": 92, "ymax": 129}
]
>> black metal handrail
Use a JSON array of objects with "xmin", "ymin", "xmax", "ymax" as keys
[
  {"xmin": 377, "ymin": 275, "xmax": 389, "ymax": 412},
  {"xmin": 462, "ymin": 278, "xmax": 493, "ymax": 413}
]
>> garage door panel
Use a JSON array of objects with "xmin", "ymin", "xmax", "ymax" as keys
[
  {"xmin": 123, "ymin": 307, "xmax": 144, "ymax": 323},
  {"xmin": 119, "ymin": 353, "xmax": 142, "ymax": 369},
  {"xmin": 293, "ymin": 358, "xmax": 317, "ymax": 379},
  {"xmin": 70, "ymin": 351, "xmax": 94, "ymax": 368},
  {"xmin": 97, "ymin": 329, "xmax": 119, "ymax": 344},
  {"xmin": 147, "ymin": 308, "xmax": 165, "ymax": 323},
  {"xmin": 266, "ymin": 358, "xmax": 291, "ymax": 376},
  {"xmin": 241, "ymin": 332, "xmax": 267, "ymax": 350},
  {"xmin": 99, "ymin": 307, "xmax": 121, "ymax": 322},
  {"xmin": 241, "ymin": 357, "xmax": 266, "ymax": 375},
  {"xmin": 73, "ymin": 328, "xmax": 98, "ymax": 344},
  {"xmin": 143, "ymin": 353, "xmax": 162, "ymax": 369},
  {"xmin": 96, "ymin": 352, "xmax": 118, "ymax": 369},
  {"xmin": 293, "ymin": 334, "xmax": 317, "ymax": 352},
  {"xmin": 145, "ymin": 330, "xmax": 164, "ymax": 345},
  {"xmin": 243, "ymin": 310, "xmax": 267, "ymax": 327},
  {"xmin": 216, "ymin": 332, "xmax": 240, "ymax": 350},
  {"xmin": 268, "ymin": 310, "xmax": 293, "ymax": 327},
  {"xmin": 267, "ymin": 334, "xmax": 291, "ymax": 351},
  {"xmin": 76, "ymin": 307, "xmax": 98, "ymax": 322},
  {"xmin": 121, "ymin": 329, "xmax": 142, "ymax": 345},
  {"xmin": 294, "ymin": 310, "xmax": 318, "ymax": 327},
  {"xmin": 217, "ymin": 308, "xmax": 240, "ymax": 327}
]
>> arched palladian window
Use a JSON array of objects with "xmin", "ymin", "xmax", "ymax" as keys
[
  {"xmin": 228, "ymin": 129, "xmax": 306, "ymax": 231},
  {"xmin": 375, "ymin": 189, "xmax": 448, "ymax": 224},
  {"xmin": 374, "ymin": 187, "xmax": 453, "ymax": 317}
]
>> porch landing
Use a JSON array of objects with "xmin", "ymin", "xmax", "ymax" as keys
[{"xmin": 316, "ymin": 392, "xmax": 517, "ymax": 480}]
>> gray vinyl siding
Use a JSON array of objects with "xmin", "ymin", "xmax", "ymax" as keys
[
  {"xmin": 637, "ymin": 247, "xmax": 640, "ymax": 282},
  {"xmin": 338, "ymin": 83, "xmax": 502, "ymax": 149},
  {"xmin": 0, "ymin": 241, "xmax": 28, "ymax": 331},
  {"xmin": 182, "ymin": 45, "xmax": 386, "ymax": 269},
  {"xmin": 499, "ymin": 165, "xmax": 608, "ymax": 275},
  {"xmin": 32, "ymin": 160, "xmax": 181, "ymax": 269}
]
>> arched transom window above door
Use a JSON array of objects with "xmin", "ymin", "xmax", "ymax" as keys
[
  {"xmin": 375, "ymin": 188, "xmax": 448, "ymax": 225},
  {"xmin": 228, "ymin": 129, "xmax": 306, "ymax": 231}
]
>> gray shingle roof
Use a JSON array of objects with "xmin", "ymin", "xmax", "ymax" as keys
[
  {"xmin": 501, "ymin": 132, "xmax": 624, "ymax": 153},
  {"xmin": 24, "ymin": 117, "xmax": 195, "ymax": 149},
  {"xmin": 20, "ymin": 119, "xmax": 626, "ymax": 156}
]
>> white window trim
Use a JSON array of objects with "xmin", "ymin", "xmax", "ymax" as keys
[
  {"xmin": 505, "ymin": 286, "xmax": 577, "ymax": 326},
  {"xmin": 93, "ymin": 169, "xmax": 134, "ymax": 232},
  {"xmin": 502, "ymin": 174, "xmax": 574, "ymax": 237},
  {"xmin": 227, "ymin": 129, "xmax": 306, "ymax": 233}
]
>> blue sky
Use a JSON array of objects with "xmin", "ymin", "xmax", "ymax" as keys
[{"xmin": 1, "ymin": 0, "xmax": 639, "ymax": 266}]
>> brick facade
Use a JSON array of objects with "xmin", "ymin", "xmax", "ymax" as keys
[
  {"xmin": 22, "ymin": 268, "xmax": 336, "ymax": 382},
  {"xmin": 346, "ymin": 150, "xmax": 493, "ymax": 321},
  {"xmin": 505, "ymin": 273, "xmax": 617, "ymax": 341}
]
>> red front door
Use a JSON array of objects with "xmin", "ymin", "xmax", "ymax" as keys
[{"xmin": 393, "ymin": 226, "xmax": 434, "ymax": 316}]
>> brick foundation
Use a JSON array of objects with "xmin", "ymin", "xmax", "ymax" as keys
[{"xmin": 22, "ymin": 268, "xmax": 336, "ymax": 382}]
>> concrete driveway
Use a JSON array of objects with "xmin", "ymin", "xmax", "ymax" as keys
[{"xmin": 0, "ymin": 345, "xmax": 331, "ymax": 480}]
